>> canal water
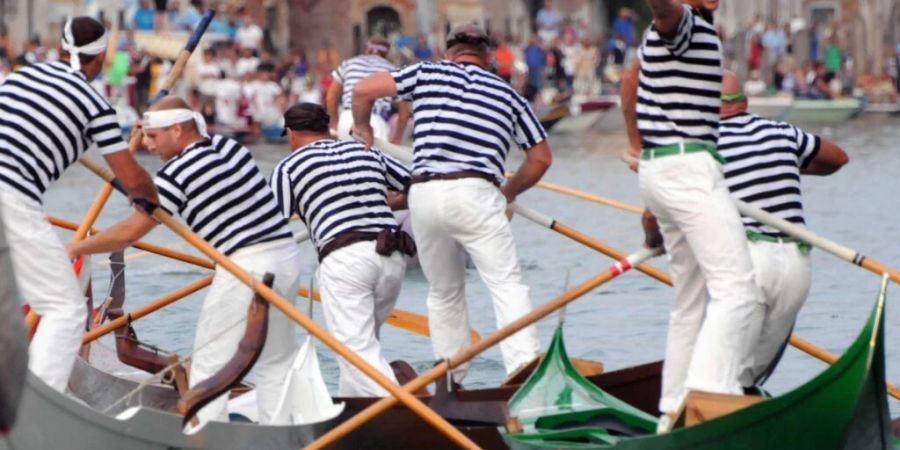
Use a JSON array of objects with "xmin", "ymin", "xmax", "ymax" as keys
[{"xmin": 44, "ymin": 112, "xmax": 899, "ymax": 415}]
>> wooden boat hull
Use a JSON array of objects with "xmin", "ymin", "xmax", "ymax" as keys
[{"xmin": 502, "ymin": 280, "xmax": 894, "ymax": 450}]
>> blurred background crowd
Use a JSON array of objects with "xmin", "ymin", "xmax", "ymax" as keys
[{"xmin": 0, "ymin": 0, "xmax": 896, "ymax": 143}]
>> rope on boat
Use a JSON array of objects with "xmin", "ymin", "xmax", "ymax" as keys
[{"xmin": 100, "ymin": 314, "xmax": 251, "ymax": 415}]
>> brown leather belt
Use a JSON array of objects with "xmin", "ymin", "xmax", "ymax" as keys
[
  {"xmin": 318, "ymin": 229, "xmax": 417, "ymax": 263},
  {"xmin": 409, "ymin": 170, "xmax": 499, "ymax": 187}
]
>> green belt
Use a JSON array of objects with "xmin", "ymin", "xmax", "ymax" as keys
[
  {"xmin": 746, "ymin": 230, "xmax": 812, "ymax": 255},
  {"xmin": 641, "ymin": 142, "xmax": 726, "ymax": 164}
]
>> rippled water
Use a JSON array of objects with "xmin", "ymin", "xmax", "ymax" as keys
[{"xmin": 44, "ymin": 112, "xmax": 899, "ymax": 416}]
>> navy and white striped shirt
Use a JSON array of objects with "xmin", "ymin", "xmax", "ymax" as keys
[
  {"xmin": 155, "ymin": 135, "xmax": 292, "ymax": 255},
  {"xmin": 391, "ymin": 61, "xmax": 546, "ymax": 184},
  {"xmin": 334, "ymin": 54, "xmax": 397, "ymax": 119},
  {"xmin": 0, "ymin": 61, "xmax": 128, "ymax": 205},
  {"xmin": 269, "ymin": 139, "xmax": 410, "ymax": 252},
  {"xmin": 719, "ymin": 113, "xmax": 820, "ymax": 237},
  {"xmin": 637, "ymin": 5, "xmax": 722, "ymax": 149}
]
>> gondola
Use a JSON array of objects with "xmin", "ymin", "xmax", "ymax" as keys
[{"xmin": 500, "ymin": 277, "xmax": 896, "ymax": 450}]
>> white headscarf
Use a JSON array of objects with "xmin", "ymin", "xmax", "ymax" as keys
[
  {"xmin": 60, "ymin": 17, "xmax": 108, "ymax": 72},
  {"xmin": 143, "ymin": 109, "xmax": 209, "ymax": 137}
]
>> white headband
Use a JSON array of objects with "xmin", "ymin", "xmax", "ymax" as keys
[
  {"xmin": 143, "ymin": 109, "xmax": 208, "ymax": 137},
  {"xmin": 61, "ymin": 17, "xmax": 109, "ymax": 72}
]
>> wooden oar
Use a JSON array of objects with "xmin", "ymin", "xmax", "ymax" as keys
[
  {"xmin": 48, "ymin": 216, "xmax": 475, "ymax": 340},
  {"xmin": 505, "ymin": 172, "xmax": 643, "ymax": 214},
  {"xmin": 512, "ymin": 203, "xmax": 671, "ymax": 284},
  {"xmin": 78, "ymin": 156, "xmax": 480, "ymax": 450},
  {"xmin": 735, "ymin": 200, "xmax": 900, "ymax": 285},
  {"xmin": 306, "ymin": 247, "xmax": 661, "ymax": 449},
  {"xmin": 70, "ymin": 9, "xmax": 215, "ymax": 242},
  {"xmin": 82, "ymin": 275, "xmax": 212, "ymax": 344}
]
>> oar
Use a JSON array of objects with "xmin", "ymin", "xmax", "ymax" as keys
[
  {"xmin": 306, "ymin": 247, "xmax": 662, "ymax": 449},
  {"xmin": 70, "ymin": 9, "xmax": 215, "ymax": 242},
  {"xmin": 48, "ymin": 216, "xmax": 475, "ymax": 341},
  {"xmin": 505, "ymin": 172, "xmax": 643, "ymax": 214},
  {"xmin": 82, "ymin": 275, "xmax": 212, "ymax": 344},
  {"xmin": 735, "ymin": 200, "xmax": 900, "ymax": 284},
  {"xmin": 78, "ymin": 156, "xmax": 481, "ymax": 450},
  {"xmin": 512, "ymin": 203, "xmax": 671, "ymax": 284}
]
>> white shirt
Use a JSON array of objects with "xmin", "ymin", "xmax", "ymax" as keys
[{"xmin": 235, "ymin": 24, "xmax": 263, "ymax": 50}]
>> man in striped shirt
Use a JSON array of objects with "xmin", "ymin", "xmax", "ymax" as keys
[
  {"xmin": 0, "ymin": 17, "xmax": 158, "ymax": 392},
  {"xmin": 718, "ymin": 71, "xmax": 848, "ymax": 387},
  {"xmin": 351, "ymin": 24, "xmax": 552, "ymax": 383},
  {"xmin": 325, "ymin": 38, "xmax": 410, "ymax": 144},
  {"xmin": 67, "ymin": 96, "xmax": 301, "ymax": 428},
  {"xmin": 636, "ymin": 0, "xmax": 763, "ymax": 427},
  {"xmin": 270, "ymin": 103, "xmax": 414, "ymax": 396}
]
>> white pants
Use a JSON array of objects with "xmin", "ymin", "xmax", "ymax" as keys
[
  {"xmin": 408, "ymin": 178, "xmax": 540, "ymax": 382},
  {"xmin": 638, "ymin": 152, "xmax": 763, "ymax": 414},
  {"xmin": 190, "ymin": 239, "xmax": 301, "ymax": 427},
  {"xmin": 0, "ymin": 191, "xmax": 85, "ymax": 392},
  {"xmin": 316, "ymin": 240, "xmax": 405, "ymax": 397},
  {"xmin": 337, "ymin": 110, "xmax": 390, "ymax": 142},
  {"xmin": 740, "ymin": 240, "xmax": 811, "ymax": 386}
]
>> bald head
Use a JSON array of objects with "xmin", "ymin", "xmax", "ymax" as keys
[
  {"xmin": 720, "ymin": 70, "xmax": 747, "ymax": 118},
  {"xmin": 148, "ymin": 95, "xmax": 192, "ymax": 112}
]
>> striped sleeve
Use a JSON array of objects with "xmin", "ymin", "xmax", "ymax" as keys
[
  {"xmin": 791, "ymin": 125, "xmax": 821, "ymax": 169},
  {"xmin": 154, "ymin": 172, "xmax": 186, "ymax": 216},
  {"xmin": 269, "ymin": 162, "xmax": 296, "ymax": 219},
  {"xmin": 380, "ymin": 151, "xmax": 411, "ymax": 191},
  {"xmin": 513, "ymin": 97, "xmax": 547, "ymax": 150},
  {"xmin": 661, "ymin": 5, "xmax": 695, "ymax": 57},
  {"xmin": 392, "ymin": 62, "xmax": 423, "ymax": 101},
  {"xmin": 86, "ymin": 108, "xmax": 127, "ymax": 155}
]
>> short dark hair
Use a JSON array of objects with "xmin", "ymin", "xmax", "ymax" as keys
[
  {"xmin": 63, "ymin": 17, "xmax": 106, "ymax": 66},
  {"xmin": 445, "ymin": 24, "xmax": 489, "ymax": 57},
  {"xmin": 283, "ymin": 102, "xmax": 329, "ymax": 135}
]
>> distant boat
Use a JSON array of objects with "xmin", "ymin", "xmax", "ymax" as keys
[
  {"xmin": 747, "ymin": 95, "xmax": 793, "ymax": 120},
  {"xmin": 785, "ymin": 98, "xmax": 862, "ymax": 123}
]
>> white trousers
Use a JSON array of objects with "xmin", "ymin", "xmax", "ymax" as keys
[
  {"xmin": 740, "ymin": 240, "xmax": 811, "ymax": 386},
  {"xmin": 190, "ymin": 239, "xmax": 301, "ymax": 427},
  {"xmin": 337, "ymin": 110, "xmax": 390, "ymax": 142},
  {"xmin": 638, "ymin": 152, "xmax": 763, "ymax": 414},
  {"xmin": 316, "ymin": 240, "xmax": 405, "ymax": 397},
  {"xmin": 408, "ymin": 178, "xmax": 540, "ymax": 382},
  {"xmin": 0, "ymin": 191, "xmax": 85, "ymax": 392}
]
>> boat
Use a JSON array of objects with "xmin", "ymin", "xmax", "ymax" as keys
[
  {"xmin": 550, "ymin": 96, "xmax": 617, "ymax": 135},
  {"xmin": 784, "ymin": 98, "xmax": 863, "ymax": 123},
  {"xmin": 501, "ymin": 276, "xmax": 895, "ymax": 450},
  {"xmin": 747, "ymin": 95, "xmax": 793, "ymax": 120}
]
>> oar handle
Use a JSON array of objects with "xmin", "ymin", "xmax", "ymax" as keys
[
  {"xmin": 78, "ymin": 157, "xmax": 157, "ymax": 214},
  {"xmin": 151, "ymin": 9, "xmax": 215, "ymax": 102}
]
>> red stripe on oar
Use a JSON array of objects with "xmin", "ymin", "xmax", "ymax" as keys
[
  {"xmin": 72, "ymin": 255, "xmax": 84, "ymax": 277},
  {"xmin": 610, "ymin": 257, "xmax": 632, "ymax": 276}
]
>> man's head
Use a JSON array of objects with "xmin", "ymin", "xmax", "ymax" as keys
[
  {"xmin": 142, "ymin": 96, "xmax": 206, "ymax": 160},
  {"xmin": 685, "ymin": 0, "xmax": 719, "ymax": 23},
  {"xmin": 282, "ymin": 102, "xmax": 331, "ymax": 150},
  {"xmin": 60, "ymin": 16, "xmax": 108, "ymax": 80},
  {"xmin": 445, "ymin": 24, "xmax": 490, "ymax": 66},
  {"xmin": 720, "ymin": 70, "xmax": 747, "ymax": 118},
  {"xmin": 365, "ymin": 38, "xmax": 391, "ymax": 57}
]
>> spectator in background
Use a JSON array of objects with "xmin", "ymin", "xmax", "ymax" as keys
[
  {"xmin": 236, "ymin": 13, "xmax": 264, "ymax": 51},
  {"xmin": 413, "ymin": 34, "xmax": 433, "ymax": 61},
  {"xmin": 194, "ymin": 48, "xmax": 221, "ymax": 100},
  {"xmin": 208, "ymin": 5, "xmax": 234, "ymax": 37},
  {"xmin": 524, "ymin": 34, "xmax": 546, "ymax": 98},
  {"xmin": 176, "ymin": 0, "xmax": 204, "ymax": 31},
  {"xmin": 129, "ymin": 47, "xmax": 152, "ymax": 112},
  {"xmin": 743, "ymin": 70, "xmax": 767, "ymax": 96},
  {"xmin": 548, "ymin": 38, "xmax": 566, "ymax": 85},
  {"xmin": 535, "ymin": 0, "xmax": 564, "ymax": 44},
  {"xmin": 611, "ymin": 7, "xmax": 635, "ymax": 49},
  {"xmin": 748, "ymin": 34, "xmax": 763, "ymax": 71},
  {"xmin": 493, "ymin": 35, "xmax": 516, "ymax": 83},
  {"xmin": 573, "ymin": 37, "xmax": 598, "ymax": 96},
  {"xmin": 133, "ymin": 0, "xmax": 156, "ymax": 31},
  {"xmin": 165, "ymin": 0, "xmax": 182, "ymax": 30},
  {"xmin": 154, "ymin": 0, "xmax": 168, "ymax": 31},
  {"xmin": 236, "ymin": 47, "xmax": 259, "ymax": 79},
  {"xmin": 824, "ymin": 38, "xmax": 841, "ymax": 77},
  {"xmin": 215, "ymin": 71, "xmax": 248, "ymax": 134},
  {"xmin": 809, "ymin": 24, "xmax": 820, "ymax": 64}
]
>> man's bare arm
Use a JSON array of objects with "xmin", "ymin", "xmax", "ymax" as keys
[
  {"xmin": 325, "ymin": 80, "xmax": 343, "ymax": 132},
  {"xmin": 66, "ymin": 210, "xmax": 157, "ymax": 258},
  {"xmin": 104, "ymin": 151, "xmax": 159, "ymax": 208},
  {"xmin": 621, "ymin": 58, "xmax": 642, "ymax": 170},
  {"xmin": 502, "ymin": 141, "xmax": 552, "ymax": 203},
  {"xmin": 802, "ymin": 138, "xmax": 849, "ymax": 175}
]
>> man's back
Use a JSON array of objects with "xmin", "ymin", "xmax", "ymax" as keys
[
  {"xmin": 392, "ymin": 61, "xmax": 545, "ymax": 183},
  {"xmin": 0, "ymin": 61, "xmax": 126, "ymax": 204}
]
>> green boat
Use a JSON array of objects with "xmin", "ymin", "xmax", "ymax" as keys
[{"xmin": 502, "ymin": 276, "xmax": 895, "ymax": 450}]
